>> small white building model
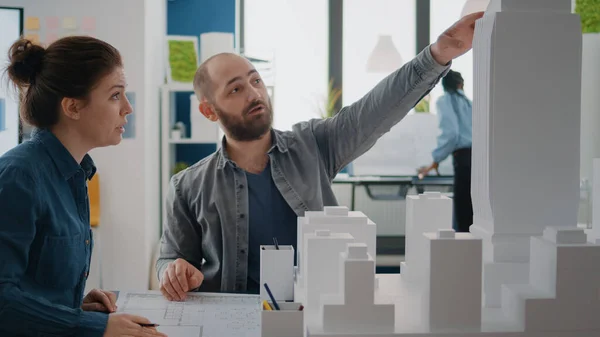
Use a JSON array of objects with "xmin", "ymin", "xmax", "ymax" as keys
[
  {"xmin": 591, "ymin": 158, "xmax": 600, "ymax": 243},
  {"xmin": 296, "ymin": 206, "xmax": 376, "ymax": 288},
  {"xmin": 502, "ymin": 227, "xmax": 600, "ymax": 332},
  {"xmin": 421, "ymin": 230, "xmax": 482, "ymax": 333},
  {"xmin": 304, "ymin": 230, "xmax": 355, "ymax": 322},
  {"xmin": 320, "ymin": 243, "xmax": 395, "ymax": 334},
  {"xmin": 401, "ymin": 192, "xmax": 453, "ymax": 283}
]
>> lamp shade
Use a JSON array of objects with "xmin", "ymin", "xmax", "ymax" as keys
[
  {"xmin": 460, "ymin": 0, "xmax": 490, "ymax": 18},
  {"xmin": 366, "ymin": 35, "xmax": 403, "ymax": 73}
]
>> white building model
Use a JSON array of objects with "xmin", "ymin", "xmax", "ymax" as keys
[{"xmin": 260, "ymin": 1, "xmax": 600, "ymax": 336}]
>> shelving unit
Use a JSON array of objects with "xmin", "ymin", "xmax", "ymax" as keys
[{"xmin": 159, "ymin": 83, "xmax": 222, "ymax": 225}]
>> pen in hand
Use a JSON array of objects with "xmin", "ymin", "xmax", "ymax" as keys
[{"xmin": 139, "ymin": 323, "xmax": 160, "ymax": 327}]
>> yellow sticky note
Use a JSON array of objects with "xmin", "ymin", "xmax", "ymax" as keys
[
  {"xmin": 25, "ymin": 34, "xmax": 40, "ymax": 45},
  {"xmin": 62, "ymin": 17, "xmax": 77, "ymax": 30},
  {"xmin": 25, "ymin": 17, "xmax": 40, "ymax": 30}
]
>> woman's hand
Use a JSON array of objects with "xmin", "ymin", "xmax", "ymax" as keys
[{"xmin": 82, "ymin": 289, "xmax": 118, "ymax": 313}]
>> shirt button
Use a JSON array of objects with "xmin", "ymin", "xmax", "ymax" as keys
[
  {"xmin": 85, "ymin": 240, "xmax": 90, "ymax": 245},
  {"xmin": 240, "ymin": 249, "xmax": 245, "ymax": 254},
  {"xmin": 238, "ymin": 184, "xmax": 244, "ymax": 189},
  {"xmin": 240, "ymin": 214, "xmax": 245, "ymax": 219}
]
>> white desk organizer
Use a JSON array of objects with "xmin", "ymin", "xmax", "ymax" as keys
[
  {"xmin": 260, "ymin": 245, "xmax": 294, "ymax": 302},
  {"xmin": 261, "ymin": 301, "xmax": 304, "ymax": 337}
]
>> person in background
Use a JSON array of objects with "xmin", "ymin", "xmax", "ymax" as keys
[
  {"xmin": 0, "ymin": 37, "xmax": 166, "ymax": 337},
  {"xmin": 156, "ymin": 12, "xmax": 484, "ymax": 300},
  {"xmin": 418, "ymin": 70, "xmax": 473, "ymax": 233}
]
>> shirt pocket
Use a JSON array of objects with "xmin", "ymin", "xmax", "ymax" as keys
[{"xmin": 35, "ymin": 233, "xmax": 86, "ymax": 289}]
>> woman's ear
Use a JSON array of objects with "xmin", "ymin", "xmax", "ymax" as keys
[
  {"xmin": 60, "ymin": 97, "xmax": 81, "ymax": 121},
  {"xmin": 199, "ymin": 100, "xmax": 218, "ymax": 122}
]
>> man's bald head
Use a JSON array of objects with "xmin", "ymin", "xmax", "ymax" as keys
[{"xmin": 193, "ymin": 52, "xmax": 251, "ymax": 102}]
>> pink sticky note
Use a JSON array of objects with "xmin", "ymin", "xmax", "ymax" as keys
[
  {"xmin": 46, "ymin": 32, "xmax": 59, "ymax": 45},
  {"xmin": 46, "ymin": 16, "xmax": 59, "ymax": 30},
  {"xmin": 82, "ymin": 16, "xmax": 96, "ymax": 32}
]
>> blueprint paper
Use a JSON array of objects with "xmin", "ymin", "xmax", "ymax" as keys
[{"xmin": 115, "ymin": 291, "xmax": 261, "ymax": 337}]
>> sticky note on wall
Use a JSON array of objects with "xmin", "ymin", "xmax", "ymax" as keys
[
  {"xmin": 25, "ymin": 17, "xmax": 40, "ymax": 30},
  {"xmin": 46, "ymin": 32, "xmax": 59, "ymax": 45},
  {"xmin": 82, "ymin": 16, "xmax": 96, "ymax": 32},
  {"xmin": 25, "ymin": 34, "xmax": 40, "ymax": 45},
  {"xmin": 62, "ymin": 17, "xmax": 77, "ymax": 30},
  {"xmin": 46, "ymin": 16, "xmax": 59, "ymax": 30}
]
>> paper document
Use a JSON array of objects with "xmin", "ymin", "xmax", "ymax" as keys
[{"xmin": 115, "ymin": 291, "xmax": 261, "ymax": 337}]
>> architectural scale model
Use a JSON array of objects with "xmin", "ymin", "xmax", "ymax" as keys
[{"xmin": 258, "ymin": 1, "xmax": 600, "ymax": 336}]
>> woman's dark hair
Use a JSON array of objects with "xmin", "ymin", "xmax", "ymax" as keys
[
  {"xmin": 441, "ymin": 70, "xmax": 464, "ymax": 94},
  {"xmin": 5, "ymin": 36, "xmax": 122, "ymax": 128}
]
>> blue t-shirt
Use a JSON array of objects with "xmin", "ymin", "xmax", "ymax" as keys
[{"xmin": 245, "ymin": 161, "xmax": 298, "ymax": 294}]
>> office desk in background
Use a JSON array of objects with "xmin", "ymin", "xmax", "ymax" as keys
[
  {"xmin": 332, "ymin": 174, "xmax": 454, "ymax": 211},
  {"xmin": 332, "ymin": 175, "xmax": 453, "ymax": 272}
]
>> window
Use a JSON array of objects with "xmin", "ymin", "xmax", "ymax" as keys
[
  {"xmin": 430, "ymin": 0, "xmax": 474, "ymax": 113},
  {"xmin": 343, "ymin": 0, "xmax": 416, "ymax": 107},
  {"xmin": 244, "ymin": 0, "xmax": 329, "ymax": 131}
]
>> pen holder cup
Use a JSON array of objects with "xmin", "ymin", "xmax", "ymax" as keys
[
  {"xmin": 261, "ymin": 302, "xmax": 304, "ymax": 337},
  {"xmin": 260, "ymin": 245, "xmax": 294, "ymax": 302}
]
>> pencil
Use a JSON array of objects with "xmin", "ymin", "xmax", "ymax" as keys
[
  {"xmin": 263, "ymin": 283, "xmax": 280, "ymax": 310},
  {"xmin": 139, "ymin": 323, "xmax": 160, "ymax": 327},
  {"xmin": 262, "ymin": 300, "xmax": 273, "ymax": 311},
  {"xmin": 273, "ymin": 237, "xmax": 279, "ymax": 250}
]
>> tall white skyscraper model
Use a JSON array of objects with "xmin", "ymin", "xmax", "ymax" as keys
[{"xmin": 470, "ymin": 0, "xmax": 583, "ymax": 307}]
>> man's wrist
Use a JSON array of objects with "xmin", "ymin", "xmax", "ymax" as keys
[{"xmin": 430, "ymin": 43, "xmax": 451, "ymax": 66}]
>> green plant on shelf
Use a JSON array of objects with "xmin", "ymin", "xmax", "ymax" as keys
[
  {"xmin": 168, "ymin": 40, "xmax": 198, "ymax": 82},
  {"xmin": 172, "ymin": 162, "xmax": 190, "ymax": 175},
  {"xmin": 576, "ymin": 0, "xmax": 600, "ymax": 33},
  {"xmin": 318, "ymin": 79, "xmax": 342, "ymax": 119},
  {"xmin": 414, "ymin": 95, "xmax": 430, "ymax": 113}
]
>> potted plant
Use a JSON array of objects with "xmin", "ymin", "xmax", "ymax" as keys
[
  {"xmin": 414, "ymin": 94, "xmax": 431, "ymax": 113},
  {"xmin": 318, "ymin": 79, "xmax": 342, "ymax": 119},
  {"xmin": 172, "ymin": 162, "xmax": 189, "ymax": 175}
]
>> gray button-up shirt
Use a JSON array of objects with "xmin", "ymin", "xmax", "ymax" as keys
[{"xmin": 157, "ymin": 46, "xmax": 450, "ymax": 293}]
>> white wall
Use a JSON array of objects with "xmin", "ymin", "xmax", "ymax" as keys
[
  {"xmin": 0, "ymin": 0, "xmax": 165, "ymax": 291},
  {"xmin": 0, "ymin": 8, "xmax": 21, "ymax": 156}
]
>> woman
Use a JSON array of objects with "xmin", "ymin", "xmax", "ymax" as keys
[
  {"xmin": 419, "ymin": 70, "xmax": 473, "ymax": 233},
  {"xmin": 0, "ymin": 37, "xmax": 166, "ymax": 337}
]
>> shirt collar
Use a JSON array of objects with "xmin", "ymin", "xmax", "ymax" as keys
[
  {"xmin": 32, "ymin": 128, "xmax": 97, "ymax": 180},
  {"xmin": 217, "ymin": 129, "xmax": 289, "ymax": 169}
]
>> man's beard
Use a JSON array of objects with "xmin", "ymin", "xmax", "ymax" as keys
[{"xmin": 216, "ymin": 99, "xmax": 273, "ymax": 141}]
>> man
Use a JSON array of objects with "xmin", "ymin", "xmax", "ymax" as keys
[{"xmin": 157, "ymin": 12, "xmax": 484, "ymax": 301}]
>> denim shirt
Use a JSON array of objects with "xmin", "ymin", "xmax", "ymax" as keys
[
  {"xmin": 432, "ymin": 90, "xmax": 473, "ymax": 163},
  {"xmin": 157, "ymin": 46, "xmax": 451, "ymax": 293},
  {"xmin": 0, "ymin": 129, "xmax": 107, "ymax": 336}
]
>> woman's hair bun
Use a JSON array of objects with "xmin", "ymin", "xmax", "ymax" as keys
[{"xmin": 6, "ymin": 39, "xmax": 46, "ymax": 87}]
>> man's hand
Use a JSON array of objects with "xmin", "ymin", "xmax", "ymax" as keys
[
  {"xmin": 82, "ymin": 289, "xmax": 117, "ymax": 313},
  {"xmin": 430, "ymin": 11, "xmax": 485, "ymax": 65},
  {"xmin": 418, "ymin": 162, "xmax": 440, "ymax": 180},
  {"xmin": 160, "ymin": 258, "xmax": 204, "ymax": 301}
]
